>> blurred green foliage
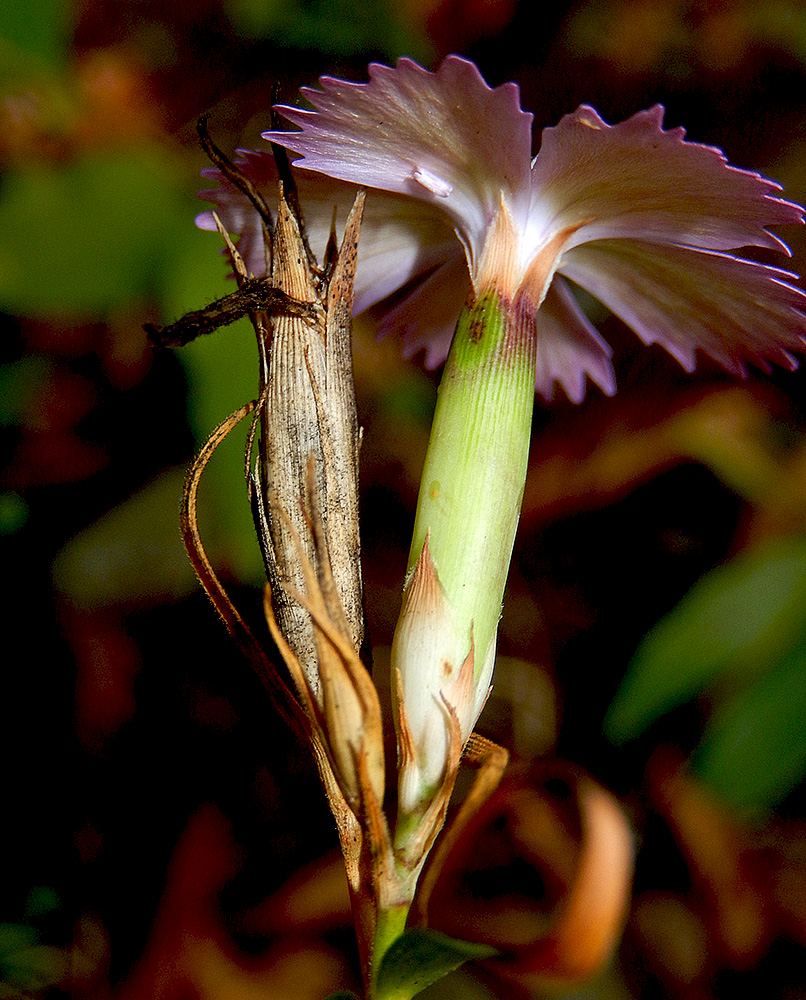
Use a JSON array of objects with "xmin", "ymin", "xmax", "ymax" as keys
[
  {"xmin": 0, "ymin": 152, "xmax": 195, "ymax": 317},
  {"xmin": 0, "ymin": 1, "xmax": 269, "ymax": 584},
  {"xmin": 0, "ymin": 888, "xmax": 65, "ymax": 996},
  {"xmin": 694, "ymin": 633, "xmax": 806, "ymax": 814},
  {"xmin": 0, "ymin": 0, "xmax": 70, "ymax": 65},
  {"xmin": 0, "ymin": 142, "xmax": 268, "ymax": 583},
  {"xmin": 51, "ymin": 466, "xmax": 196, "ymax": 606},
  {"xmin": 0, "ymin": 356, "xmax": 54, "ymax": 426},
  {"xmin": 226, "ymin": 0, "xmax": 428, "ymax": 60},
  {"xmin": 568, "ymin": 0, "xmax": 806, "ymax": 76},
  {"xmin": 606, "ymin": 533, "xmax": 806, "ymax": 816},
  {"xmin": 0, "ymin": 491, "xmax": 29, "ymax": 534}
]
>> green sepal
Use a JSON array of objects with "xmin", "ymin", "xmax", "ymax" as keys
[
  {"xmin": 375, "ymin": 928, "xmax": 497, "ymax": 1000},
  {"xmin": 407, "ymin": 291, "xmax": 536, "ymax": 679}
]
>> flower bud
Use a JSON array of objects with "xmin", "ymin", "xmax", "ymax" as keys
[{"xmin": 392, "ymin": 290, "xmax": 536, "ymax": 819}]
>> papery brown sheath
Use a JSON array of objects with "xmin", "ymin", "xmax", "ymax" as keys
[
  {"xmin": 251, "ymin": 187, "xmax": 365, "ymax": 696},
  {"xmin": 149, "ymin": 133, "xmax": 405, "ymax": 986}
]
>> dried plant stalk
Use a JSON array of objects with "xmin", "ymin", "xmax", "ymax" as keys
[{"xmin": 253, "ymin": 187, "xmax": 366, "ymax": 699}]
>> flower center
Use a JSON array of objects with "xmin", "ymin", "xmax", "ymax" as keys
[
  {"xmin": 474, "ymin": 197, "xmax": 587, "ymax": 311},
  {"xmin": 517, "ymin": 223, "xmax": 586, "ymax": 312}
]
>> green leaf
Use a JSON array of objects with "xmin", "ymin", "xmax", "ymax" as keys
[
  {"xmin": 375, "ymin": 929, "xmax": 496, "ymax": 1000},
  {"xmin": 226, "ymin": 0, "xmax": 429, "ymax": 60},
  {"xmin": 0, "ymin": 357, "xmax": 55, "ymax": 427},
  {"xmin": 50, "ymin": 407, "xmax": 264, "ymax": 610},
  {"xmin": 0, "ymin": 920, "xmax": 65, "ymax": 991},
  {"xmin": 1, "ymin": 943, "xmax": 67, "ymax": 991},
  {"xmin": 605, "ymin": 534, "xmax": 806, "ymax": 743},
  {"xmin": 0, "ymin": 149, "xmax": 195, "ymax": 318},
  {"xmin": 0, "ymin": 0, "xmax": 71, "ymax": 65},
  {"xmin": 51, "ymin": 467, "xmax": 198, "ymax": 608},
  {"xmin": 693, "ymin": 637, "xmax": 806, "ymax": 816},
  {"xmin": 0, "ymin": 924, "xmax": 37, "ymax": 958},
  {"xmin": 0, "ymin": 492, "xmax": 29, "ymax": 535},
  {"xmin": 0, "ymin": 39, "xmax": 80, "ymax": 143},
  {"xmin": 23, "ymin": 887, "xmax": 60, "ymax": 920}
]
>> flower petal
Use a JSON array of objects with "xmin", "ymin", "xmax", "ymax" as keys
[
  {"xmin": 376, "ymin": 252, "xmax": 470, "ymax": 368},
  {"xmin": 536, "ymin": 277, "xmax": 616, "ymax": 402},
  {"xmin": 560, "ymin": 240, "xmax": 806, "ymax": 375},
  {"xmin": 197, "ymin": 150, "xmax": 458, "ymax": 314},
  {"xmin": 197, "ymin": 150, "xmax": 279, "ymax": 278},
  {"xmin": 265, "ymin": 56, "xmax": 533, "ymax": 267},
  {"xmin": 349, "ymin": 195, "xmax": 458, "ymax": 315},
  {"xmin": 529, "ymin": 105, "xmax": 803, "ymax": 258}
]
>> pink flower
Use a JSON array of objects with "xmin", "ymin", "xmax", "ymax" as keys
[{"xmin": 198, "ymin": 56, "xmax": 806, "ymax": 402}]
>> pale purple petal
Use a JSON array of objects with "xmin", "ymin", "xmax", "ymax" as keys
[
  {"xmin": 528, "ymin": 105, "xmax": 803, "ymax": 259},
  {"xmin": 559, "ymin": 240, "xmax": 806, "ymax": 375},
  {"xmin": 375, "ymin": 252, "xmax": 470, "ymax": 368},
  {"xmin": 348, "ymin": 196, "xmax": 458, "ymax": 315},
  {"xmin": 536, "ymin": 277, "xmax": 616, "ymax": 402},
  {"xmin": 197, "ymin": 150, "xmax": 458, "ymax": 315},
  {"xmin": 196, "ymin": 70, "xmax": 806, "ymax": 398},
  {"xmin": 265, "ymin": 56, "xmax": 533, "ymax": 267},
  {"xmin": 197, "ymin": 150, "xmax": 279, "ymax": 277}
]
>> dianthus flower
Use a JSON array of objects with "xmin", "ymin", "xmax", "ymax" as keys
[{"xmin": 200, "ymin": 55, "xmax": 806, "ymax": 403}]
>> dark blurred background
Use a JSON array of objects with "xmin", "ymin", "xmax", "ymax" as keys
[{"xmin": 3, "ymin": 1, "xmax": 806, "ymax": 997}]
